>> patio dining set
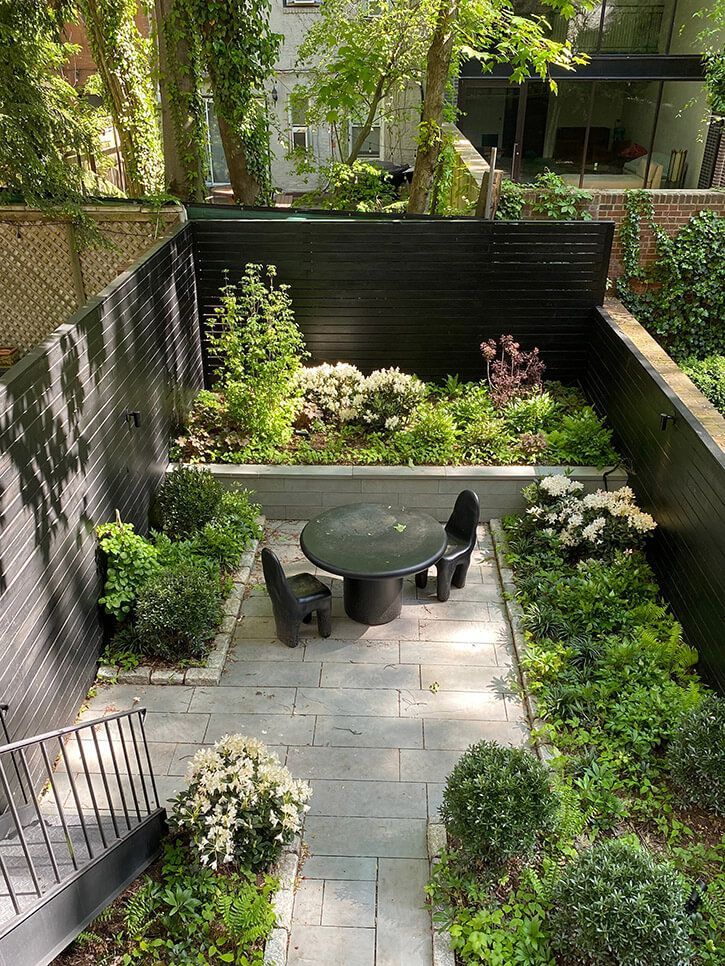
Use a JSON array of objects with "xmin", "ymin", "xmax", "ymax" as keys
[{"xmin": 261, "ymin": 490, "xmax": 480, "ymax": 647}]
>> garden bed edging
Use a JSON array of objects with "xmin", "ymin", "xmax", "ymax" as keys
[
  {"xmin": 190, "ymin": 465, "xmax": 627, "ymax": 522},
  {"xmin": 97, "ymin": 521, "xmax": 263, "ymax": 687}
]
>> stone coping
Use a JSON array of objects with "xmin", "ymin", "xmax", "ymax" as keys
[
  {"xmin": 97, "ymin": 524, "xmax": 263, "ymax": 688},
  {"xmin": 193, "ymin": 463, "xmax": 622, "ymax": 480},
  {"xmin": 264, "ymin": 833, "xmax": 302, "ymax": 966}
]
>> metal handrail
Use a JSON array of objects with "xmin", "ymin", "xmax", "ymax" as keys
[{"xmin": 0, "ymin": 707, "xmax": 161, "ymax": 921}]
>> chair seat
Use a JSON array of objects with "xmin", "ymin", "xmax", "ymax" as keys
[
  {"xmin": 441, "ymin": 535, "xmax": 473, "ymax": 563},
  {"xmin": 288, "ymin": 572, "xmax": 332, "ymax": 605}
]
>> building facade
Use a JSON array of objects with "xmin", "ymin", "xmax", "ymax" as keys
[{"xmin": 457, "ymin": 0, "xmax": 724, "ymax": 190}]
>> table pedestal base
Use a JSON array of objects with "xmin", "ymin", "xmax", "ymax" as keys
[{"xmin": 343, "ymin": 576, "xmax": 403, "ymax": 625}]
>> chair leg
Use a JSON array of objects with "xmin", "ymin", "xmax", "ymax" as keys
[
  {"xmin": 415, "ymin": 570, "xmax": 428, "ymax": 589},
  {"xmin": 317, "ymin": 599, "xmax": 332, "ymax": 639},
  {"xmin": 436, "ymin": 561, "xmax": 455, "ymax": 602},
  {"xmin": 275, "ymin": 616, "xmax": 301, "ymax": 649},
  {"xmin": 302, "ymin": 612, "xmax": 313, "ymax": 624},
  {"xmin": 452, "ymin": 558, "xmax": 470, "ymax": 589}
]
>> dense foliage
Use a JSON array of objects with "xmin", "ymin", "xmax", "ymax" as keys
[
  {"xmin": 64, "ymin": 838, "xmax": 277, "ymax": 965},
  {"xmin": 495, "ymin": 171, "xmax": 593, "ymax": 222},
  {"xmin": 549, "ymin": 839, "xmax": 692, "ymax": 966},
  {"xmin": 175, "ymin": 268, "xmax": 619, "ymax": 468},
  {"xmin": 172, "ymin": 736, "xmax": 310, "ymax": 870},
  {"xmin": 681, "ymin": 355, "xmax": 725, "ymax": 416},
  {"xmin": 429, "ymin": 477, "xmax": 725, "ymax": 965},
  {"xmin": 667, "ymin": 695, "xmax": 725, "ymax": 817},
  {"xmin": 618, "ymin": 203, "xmax": 725, "ymax": 364},
  {"xmin": 97, "ymin": 469, "xmax": 260, "ymax": 668},
  {"xmin": 295, "ymin": 161, "xmax": 402, "ymax": 213},
  {"xmin": 441, "ymin": 741, "xmax": 558, "ymax": 865}
]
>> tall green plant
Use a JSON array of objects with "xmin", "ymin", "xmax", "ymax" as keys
[{"xmin": 207, "ymin": 264, "xmax": 307, "ymax": 443}]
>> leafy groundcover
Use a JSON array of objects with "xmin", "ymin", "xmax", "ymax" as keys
[{"xmin": 429, "ymin": 477, "xmax": 724, "ymax": 966}]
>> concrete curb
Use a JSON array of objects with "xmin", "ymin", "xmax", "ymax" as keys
[
  {"xmin": 489, "ymin": 518, "xmax": 555, "ymax": 765},
  {"xmin": 264, "ymin": 833, "xmax": 302, "ymax": 966},
  {"xmin": 427, "ymin": 822, "xmax": 456, "ymax": 966},
  {"xmin": 97, "ymin": 519, "xmax": 264, "ymax": 688}
]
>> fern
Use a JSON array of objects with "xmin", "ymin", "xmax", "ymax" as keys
[
  {"xmin": 217, "ymin": 883, "xmax": 275, "ymax": 946},
  {"xmin": 124, "ymin": 882, "xmax": 160, "ymax": 935}
]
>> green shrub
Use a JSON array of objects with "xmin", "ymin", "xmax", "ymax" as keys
[
  {"xmin": 549, "ymin": 839, "xmax": 692, "ymax": 966},
  {"xmin": 459, "ymin": 417, "xmax": 515, "ymax": 464},
  {"xmin": 502, "ymin": 391, "xmax": 559, "ymax": 435},
  {"xmin": 154, "ymin": 466, "xmax": 224, "ymax": 539},
  {"xmin": 97, "ymin": 521, "xmax": 160, "ymax": 620},
  {"xmin": 445, "ymin": 383, "xmax": 495, "ymax": 427},
  {"xmin": 440, "ymin": 741, "xmax": 558, "ymax": 865},
  {"xmin": 296, "ymin": 159, "xmax": 398, "ymax": 212},
  {"xmin": 681, "ymin": 354, "xmax": 725, "ymax": 415},
  {"xmin": 218, "ymin": 489, "xmax": 262, "ymax": 542},
  {"xmin": 134, "ymin": 563, "xmax": 223, "ymax": 662},
  {"xmin": 393, "ymin": 404, "xmax": 458, "ymax": 464},
  {"xmin": 667, "ymin": 694, "xmax": 725, "ymax": 816},
  {"xmin": 207, "ymin": 264, "xmax": 306, "ymax": 444},
  {"xmin": 543, "ymin": 408, "xmax": 618, "ymax": 466}
]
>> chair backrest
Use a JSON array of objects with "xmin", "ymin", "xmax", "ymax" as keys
[
  {"xmin": 446, "ymin": 490, "xmax": 480, "ymax": 548},
  {"xmin": 261, "ymin": 548, "xmax": 299, "ymax": 614}
]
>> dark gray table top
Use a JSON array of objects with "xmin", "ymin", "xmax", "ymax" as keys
[{"xmin": 300, "ymin": 503, "xmax": 446, "ymax": 580}]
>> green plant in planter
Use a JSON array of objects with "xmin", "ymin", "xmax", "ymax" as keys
[
  {"xmin": 542, "ymin": 407, "xmax": 618, "ymax": 467},
  {"xmin": 153, "ymin": 466, "xmax": 224, "ymax": 539},
  {"xmin": 549, "ymin": 838, "xmax": 692, "ymax": 966},
  {"xmin": 393, "ymin": 404, "xmax": 458, "ymax": 464},
  {"xmin": 97, "ymin": 520, "xmax": 160, "ymax": 621},
  {"xmin": 681, "ymin": 355, "xmax": 725, "ymax": 415},
  {"xmin": 207, "ymin": 264, "xmax": 307, "ymax": 445},
  {"xmin": 440, "ymin": 741, "xmax": 559, "ymax": 866},
  {"xmin": 667, "ymin": 694, "xmax": 725, "ymax": 816},
  {"xmin": 134, "ymin": 563, "xmax": 224, "ymax": 663}
]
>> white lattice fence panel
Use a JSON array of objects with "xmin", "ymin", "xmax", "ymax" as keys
[
  {"xmin": 0, "ymin": 222, "xmax": 78, "ymax": 352},
  {"xmin": 80, "ymin": 213, "xmax": 180, "ymax": 294}
]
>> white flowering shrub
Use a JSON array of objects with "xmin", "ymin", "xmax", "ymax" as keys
[
  {"xmin": 356, "ymin": 367, "xmax": 427, "ymax": 431},
  {"xmin": 521, "ymin": 476, "xmax": 656, "ymax": 557},
  {"xmin": 294, "ymin": 363, "xmax": 366, "ymax": 425},
  {"xmin": 170, "ymin": 735, "xmax": 311, "ymax": 871}
]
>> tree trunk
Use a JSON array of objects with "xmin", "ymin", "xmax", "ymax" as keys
[
  {"xmin": 345, "ymin": 77, "xmax": 386, "ymax": 165},
  {"xmin": 79, "ymin": 0, "xmax": 163, "ymax": 197},
  {"xmin": 407, "ymin": 0, "xmax": 458, "ymax": 213},
  {"xmin": 154, "ymin": 0, "xmax": 207, "ymax": 202},
  {"xmin": 217, "ymin": 112, "xmax": 260, "ymax": 205}
]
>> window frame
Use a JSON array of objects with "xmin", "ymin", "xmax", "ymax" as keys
[{"xmin": 348, "ymin": 118, "xmax": 384, "ymax": 159}]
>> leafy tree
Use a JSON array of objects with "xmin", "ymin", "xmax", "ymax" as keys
[
  {"xmin": 0, "ymin": 0, "xmax": 102, "ymax": 211},
  {"xmin": 179, "ymin": 0, "xmax": 282, "ymax": 204},
  {"xmin": 295, "ymin": 0, "xmax": 438, "ymax": 167},
  {"xmin": 76, "ymin": 0, "xmax": 164, "ymax": 196},
  {"xmin": 407, "ymin": 0, "xmax": 587, "ymax": 212}
]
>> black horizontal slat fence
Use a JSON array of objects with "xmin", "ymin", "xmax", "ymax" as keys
[
  {"xmin": 0, "ymin": 223, "xmax": 202, "ymax": 751},
  {"xmin": 586, "ymin": 304, "xmax": 725, "ymax": 690},
  {"xmin": 192, "ymin": 217, "xmax": 614, "ymax": 384}
]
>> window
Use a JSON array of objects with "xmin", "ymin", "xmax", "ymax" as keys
[
  {"xmin": 203, "ymin": 97, "xmax": 230, "ymax": 185},
  {"xmin": 350, "ymin": 121, "xmax": 382, "ymax": 158},
  {"xmin": 283, "ymin": 0, "xmax": 320, "ymax": 7},
  {"xmin": 289, "ymin": 96, "xmax": 310, "ymax": 151}
]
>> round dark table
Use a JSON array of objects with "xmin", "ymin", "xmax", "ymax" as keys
[{"xmin": 300, "ymin": 503, "xmax": 446, "ymax": 625}]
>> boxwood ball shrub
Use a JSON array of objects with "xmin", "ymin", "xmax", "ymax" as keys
[
  {"xmin": 440, "ymin": 741, "xmax": 558, "ymax": 865},
  {"xmin": 154, "ymin": 466, "xmax": 224, "ymax": 539},
  {"xmin": 171, "ymin": 735, "xmax": 311, "ymax": 871},
  {"xmin": 134, "ymin": 563, "xmax": 223, "ymax": 662},
  {"xmin": 667, "ymin": 694, "xmax": 725, "ymax": 816},
  {"xmin": 549, "ymin": 839, "xmax": 692, "ymax": 966}
]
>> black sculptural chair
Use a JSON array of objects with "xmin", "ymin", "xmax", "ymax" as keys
[
  {"xmin": 261, "ymin": 548, "xmax": 332, "ymax": 648},
  {"xmin": 415, "ymin": 490, "xmax": 480, "ymax": 602}
]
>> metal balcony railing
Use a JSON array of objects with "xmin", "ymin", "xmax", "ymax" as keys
[{"xmin": 0, "ymin": 707, "xmax": 161, "ymax": 925}]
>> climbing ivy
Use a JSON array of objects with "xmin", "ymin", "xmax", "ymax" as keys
[
  {"xmin": 618, "ymin": 189, "xmax": 655, "ymax": 280},
  {"xmin": 77, "ymin": 0, "xmax": 164, "ymax": 196}
]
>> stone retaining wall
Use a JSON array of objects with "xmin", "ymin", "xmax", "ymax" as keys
[{"xmin": 196, "ymin": 465, "xmax": 628, "ymax": 522}]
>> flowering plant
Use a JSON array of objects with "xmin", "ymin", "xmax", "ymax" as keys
[
  {"xmin": 356, "ymin": 367, "xmax": 426, "ymax": 431},
  {"xmin": 521, "ymin": 476, "xmax": 656, "ymax": 557},
  {"xmin": 170, "ymin": 735, "xmax": 311, "ymax": 871},
  {"xmin": 295, "ymin": 362, "xmax": 366, "ymax": 425},
  {"xmin": 481, "ymin": 334, "xmax": 545, "ymax": 408}
]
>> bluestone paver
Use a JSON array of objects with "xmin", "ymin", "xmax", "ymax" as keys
[{"xmin": 74, "ymin": 520, "xmax": 530, "ymax": 965}]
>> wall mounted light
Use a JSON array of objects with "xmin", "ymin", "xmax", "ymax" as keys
[
  {"xmin": 659, "ymin": 412, "xmax": 676, "ymax": 432},
  {"xmin": 271, "ymin": 86, "xmax": 279, "ymax": 103}
]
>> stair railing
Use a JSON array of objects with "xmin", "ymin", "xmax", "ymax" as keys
[{"xmin": 0, "ymin": 708, "xmax": 160, "ymax": 918}]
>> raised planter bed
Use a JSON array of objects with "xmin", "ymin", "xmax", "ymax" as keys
[
  {"xmin": 97, "ymin": 526, "xmax": 262, "ymax": 687},
  {"xmin": 194, "ymin": 464, "xmax": 628, "ymax": 522}
]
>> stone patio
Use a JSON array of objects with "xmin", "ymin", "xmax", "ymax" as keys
[{"xmin": 74, "ymin": 520, "xmax": 529, "ymax": 965}]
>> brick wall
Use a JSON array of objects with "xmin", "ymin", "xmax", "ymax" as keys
[{"xmin": 521, "ymin": 189, "xmax": 725, "ymax": 280}]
